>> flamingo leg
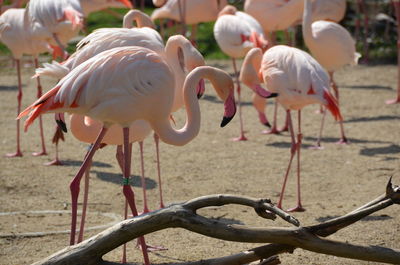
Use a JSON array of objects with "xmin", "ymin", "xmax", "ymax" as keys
[
  {"xmin": 32, "ymin": 58, "xmax": 47, "ymax": 156},
  {"xmin": 279, "ymin": 109, "xmax": 289, "ymax": 132},
  {"xmin": 277, "ymin": 110, "xmax": 296, "ymax": 210},
  {"xmin": 232, "ymin": 58, "xmax": 247, "ymax": 141},
  {"xmin": 177, "ymin": 0, "xmax": 186, "ymax": 36},
  {"xmin": 77, "ymin": 149, "xmax": 93, "ymax": 243},
  {"xmin": 154, "ymin": 133, "xmax": 165, "ymax": 209},
  {"xmin": 387, "ymin": 0, "xmax": 400, "ymax": 104},
  {"xmin": 52, "ymin": 33, "xmax": 68, "ymax": 60},
  {"xmin": 310, "ymin": 107, "xmax": 326, "ymax": 150},
  {"xmin": 69, "ymin": 127, "xmax": 108, "ymax": 245},
  {"xmin": 6, "ymin": 59, "xmax": 23, "ymax": 157},
  {"xmin": 287, "ymin": 110, "xmax": 305, "ymax": 212},
  {"xmin": 262, "ymin": 100, "xmax": 280, "ymax": 134},
  {"xmin": 121, "ymin": 128, "xmax": 150, "ymax": 265},
  {"xmin": 191, "ymin": 24, "xmax": 198, "ymax": 47},
  {"xmin": 138, "ymin": 141, "xmax": 150, "ymax": 214}
]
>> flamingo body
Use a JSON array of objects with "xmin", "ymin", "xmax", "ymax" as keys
[
  {"xmin": 0, "ymin": 8, "xmax": 51, "ymax": 58},
  {"xmin": 151, "ymin": 0, "xmax": 227, "ymax": 25}
]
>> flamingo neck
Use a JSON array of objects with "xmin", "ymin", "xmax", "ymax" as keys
[
  {"xmin": 302, "ymin": 0, "xmax": 314, "ymax": 48},
  {"xmin": 240, "ymin": 48, "xmax": 263, "ymax": 89},
  {"xmin": 123, "ymin": 10, "xmax": 154, "ymax": 29}
]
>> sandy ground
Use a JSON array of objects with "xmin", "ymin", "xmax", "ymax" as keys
[{"xmin": 0, "ymin": 56, "xmax": 399, "ymax": 265}]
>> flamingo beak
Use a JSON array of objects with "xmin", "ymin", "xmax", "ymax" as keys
[
  {"xmin": 252, "ymin": 84, "xmax": 278, "ymax": 99},
  {"xmin": 117, "ymin": 0, "xmax": 133, "ymax": 9},
  {"xmin": 221, "ymin": 91, "xmax": 236, "ymax": 127},
  {"xmin": 196, "ymin": 79, "xmax": 205, "ymax": 99}
]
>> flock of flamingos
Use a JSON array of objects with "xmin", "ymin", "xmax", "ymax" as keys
[{"xmin": 0, "ymin": 0, "xmax": 399, "ymax": 264}]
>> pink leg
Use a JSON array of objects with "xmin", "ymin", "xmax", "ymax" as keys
[
  {"xmin": 277, "ymin": 110, "xmax": 295, "ymax": 209},
  {"xmin": 279, "ymin": 110, "xmax": 289, "ymax": 132},
  {"xmin": 70, "ymin": 127, "xmax": 108, "ymax": 245},
  {"xmin": 336, "ymin": 119, "xmax": 349, "ymax": 145},
  {"xmin": 32, "ymin": 58, "xmax": 47, "ymax": 156},
  {"xmin": 115, "ymin": 145, "xmax": 124, "ymax": 173},
  {"xmin": 77, "ymin": 154, "xmax": 92, "ymax": 243},
  {"xmin": 262, "ymin": 100, "xmax": 280, "ymax": 134},
  {"xmin": 387, "ymin": 1, "xmax": 400, "ymax": 104},
  {"xmin": 6, "ymin": 59, "xmax": 23, "ymax": 157},
  {"xmin": 309, "ymin": 107, "xmax": 326, "ymax": 150},
  {"xmin": 121, "ymin": 128, "xmax": 150, "ymax": 265},
  {"xmin": 287, "ymin": 110, "xmax": 305, "ymax": 212},
  {"xmin": 138, "ymin": 141, "xmax": 150, "ymax": 214},
  {"xmin": 191, "ymin": 24, "xmax": 198, "ymax": 47},
  {"xmin": 231, "ymin": 58, "xmax": 248, "ymax": 141},
  {"xmin": 154, "ymin": 133, "xmax": 165, "ymax": 209}
]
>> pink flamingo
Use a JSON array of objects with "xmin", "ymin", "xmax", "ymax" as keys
[
  {"xmin": 240, "ymin": 46, "xmax": 343, "ymax": 212},
  {"xmin": 37, "ymin": 37, "xmax": 205, "ymax": 247},
  {"xmin": 387, "ymin": 0, "xmax": 400, "ymax": 104},
  {"xmin": 214, "ymin": 4, "xmax": 269, "ymax": 141},
  {"xmin": 0, "ymin": 8, "xmax": 51, "ymax": 157},
  {"xmin": 302, "ymin": 0, "xmax": 357, "ymax": 146},
  {"xmin": 18, "ymin": 46, "xmax": 236, "ymax": 264},
  {"xmin": 151, "ymin": 0, "xmax": 227, "ymax": 44}
]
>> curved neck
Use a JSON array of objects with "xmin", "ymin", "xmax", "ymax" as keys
[
  {"xmin": 164, "ymin": 36, "xmax": 205, "ymax": 111},
  {"xmin": 123, "ymin": 10, "xmax": 155, "ymax": 29},
  {"xmin": 302, "ymin": 0, "xmax": 314, "ymax": 47},
  {"xmin": 151, "ymin": 66, "xmax": 231, "ymax": 146},
  {"xmin": 240, "ymin": 48, "xmax": 263, "ymax": 88}
]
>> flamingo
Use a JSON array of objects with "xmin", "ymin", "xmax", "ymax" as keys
[
  {"xmin": 34, "ymin": 9, "xmax": 205, "ymax": 240},
  {"xmin": 214, "ymin": 4, "xmax": 269, "ymax": 141},
  {"xmin": 302, "ymin": 0, "xmax": 358, "ymax": 146},
  {"xmin": 151, "ymin": 0, "xmax": 227, "ymax": 44},
  {"xmin": 240, "ymin": 46, "xmax": 343, "ymax": 212},
  {"xmin": 0, "ymin": 8, "xmax": 51, "ymax": 157},
  {"xmin": 18, "ymin": 46, "xmax": 236, "ymax": 264},
  {"xmin": 35, "ymin": 9, "xmax": 204, "ymax": 218},
  {"xmin": 387, "ymin": 0, "xmax": 400, "ymax": 104},
  {"xmin": 36, "ymin": 35, "xmax": 205, "ymax": 246},
  {"xmin": 244, "ymin": 0, "xmax": 346, "ymax": 45}
]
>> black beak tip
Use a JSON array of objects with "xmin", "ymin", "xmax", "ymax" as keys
[
  {"xmin": 264, "ymin": 121, "xmax": 271, "ymax": 128},
  {"xmin": 267, "ymin": 93, "xmax": 279, "ymax": 99},
  {"xmin": 56, "ymin": 119, "xmax": 68, "ymax": 133},
  {"xmin": 220, "ymin": 116, "xmax": 234, "ymax": 127},
  {"xmin": 197, "ymin": 93, "xmax": 204, "ymax": 99}
]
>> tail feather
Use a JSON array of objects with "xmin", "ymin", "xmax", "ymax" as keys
[
  {"xmin": 17, "ymin": 86, "xmax": 62, "ymax": 131},
  {"xmin": 34, "ymin": 61, "xmax": 69, "ymax": 79},
  {"xmin": 323, "ymin": 90, "xmax": 342, "ymax": 121}
]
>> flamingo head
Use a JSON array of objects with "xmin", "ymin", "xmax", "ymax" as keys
[
  {"xmin": 110, "ymin": 0, "xmax": 133, "ymax": 9},
  {"xmin": 218, "ymin": 5, "xmax": 237, "ymax": 17}
]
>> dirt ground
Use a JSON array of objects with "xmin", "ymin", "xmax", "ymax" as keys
[{"xmin": 0, "ymin": 56, "xmax": 399, "ymax": 265}]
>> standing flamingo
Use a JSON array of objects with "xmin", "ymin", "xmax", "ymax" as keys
[
  {"xmin": 35, "ymin": 11, "xmax": 205, "ymax": 224},
  {"xmin": 18, "ymin": 46, "xmax": 236, "ymax": 264},
  {"xmin": 240, "ymin": 46, "xmax": 343, "ymax": 212},
  {"xmin": 36, "ymin": 35, "xmax": 205, "ymax": 246},
  {"xmin": 303, "ymin": 0, "xmax": 361, "ymax": 106},
  {"xmin": 387, "ymin": 0, "xmax": 400, "ymax": 104},
  {"xmin": 214, "ymin": 4, "xmax": 269, "ymax": 141},
  {"xmin": 0, "ymin": 8, "xmax": 50, "ymax": 157},
  {"xmin": 151, "ymin": 0, "xmax": 227, "ymax": 44}
]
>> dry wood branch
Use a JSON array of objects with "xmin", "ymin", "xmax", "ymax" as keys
[{"xmin": 32, "ymin": 180, "xmax": 400, "ymax": 265}]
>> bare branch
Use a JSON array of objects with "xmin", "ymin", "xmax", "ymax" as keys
[{"xmin": 31, "ymin": 183, "xmax": 400, "ymax": 265}]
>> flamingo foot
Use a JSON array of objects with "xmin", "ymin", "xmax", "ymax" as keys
[
  {"xmin": 138, "ymin": 207, "xmax": 150, "ymax": 216},
  {"xmin": 5, "ymin": 151, "xmax": 23, "ymax": 157},
  {"xmin": 278, "ymin": 125, "xmax": 289, "ymax": 132},
  {"xmin": 159, "ymin": 202, "xmax": 165, "ymax": 209},
  {"xmin": 262, "ymin": 126, "xmax": 280, "ymax": 135},
  {"xmin": 287, "ymin": 205, "xmax": 306, "ymax": 212},
  {"xmin": 44, "ymin": 159, "xmax": 63, "ymax": 166},
  {"xmin": 308, "ymin": 144, "xmax": 324, "ymax": 150},
  {"xmin": 232, "ymin": 134, "xmax": 248, "ymax": 141},
  {"xmin": 336, "ymin": 137, "xmax": 350, "ymax": 145},
  {"xmin": 32, "ymin": 150, "xmax": 48, "ymax": 156},
  {"xmin": 386, "ymin": 98, "xmax": 400, "ymax": 105},
  {"xmin": 136, "ymin": 240, "xmax": 168, "ymax": 252}
]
